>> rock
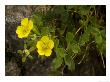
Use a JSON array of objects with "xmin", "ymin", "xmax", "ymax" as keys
[{"xmin": 5, "ymin": 58, "xmax": 21, "ymax": 76}]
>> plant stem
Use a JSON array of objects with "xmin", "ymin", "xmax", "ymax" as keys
[
  {"xmin": 100, "ymin": 52, "xmax": 105, "ymax": 68},
  {"xmin": 78, "ymin": 41, "xmax": 95, "ymax": 64},
  {"xmin": 75, "ymin": 27, "xmax": 82, "ymax": 36}
]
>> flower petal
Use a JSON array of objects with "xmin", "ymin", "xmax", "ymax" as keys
[
  {"xmin": 37, "ymin": 50, "xmax": 44, "ymax": 55},
  {"xmin": 48, "ymin": 40, "xmax": 54, "ymax": 49},
  {"xmin": 44, "ymin": 49, "xmax": 52, "ymax": 56},
  {"xmin": 16, "ymin": 26, "xmax": 24, "ymax": 38},
  {"xmin": 41, "ymin": 36, "xmax": 49, "ymax": 43},
  {"xmin": 18, "ymin": 34, "xmax": 23, "ymax": 38},
  {"xmin": 36, "ymin": 41, "xmax": 43, "ymax": 49},
  {"xmin": 21, "ymin": 18, "xmax": 28, "ymax": 26},
  {"xmin": 16, "ymin": 26, "xmax": 22, "ymax": 34}
]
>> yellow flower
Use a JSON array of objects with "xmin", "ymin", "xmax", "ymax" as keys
[
  {"xmin": 36, "ymin": 36, "xmax": 54, "ymax": 56},
  {"xmin": 16, "ymin": 18, "xmax": 33, "ymax": 38}
]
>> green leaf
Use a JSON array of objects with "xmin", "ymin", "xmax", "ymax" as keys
[
  {"xmin": 67, "ymin": 43, "xmax": 80, "ymax": 54},
  {"xmin": 17, "ymin": 50, "xmax": 23, "ymax": 55},
  {"xmin": 32, "ymin": 14, "xmax": 43, "ymax": 27},
  {"xmin": 24, "ymin": 43, "xmax": 27, "ymax": 49},
  {"xmin": 90, "ymin": 16, "xmax": 103, "ymax": 30},
  {"xmin": 24, "ymin": 49, "xmax": 30, "ymax": 56},
  {"xmin": 41, "ymin": 27, "xmax": 50, "ymax": 35},
  {"xmin": 79, "ymin": 35, "xmax": 87, "ymax": 46},
  {"xmin": 49, "ymin": 27, "xmax": 55, "ymax": 33},
  {"xmin": 64, "ymin": 54, "xmax": 75, "ymax": 71},
  {"xmin": 95, "ymin": 34, "xmax": 102, "ymax": 45},
  {"xmin": 54, "ymin": 6, "xmax": 65, "ymax": 14},
  {"xmin": 25, "ymin": 38, "xmax": 37, "ymax": 48},
  {"xmin": 72, "ymin": 43, "xmax": 80, "ymax": 53},
  {"xmin": 32, "ymin": 26, "xmax": 40, "ymax": 35},
  {"xmin": 78, "ymin": 6, "xmax": 90, "ymax": 15},
  {"xmin": 79, "ymin": 28, "xmax": 91, "ymax": 46},
  {"xmin": 30, "ymin": 34, "xmax": 37, "ymax": 40},
  {"xmin": 29, "ymin": 47, "xmax": 36, "ymax": 52},
  {"xmin": 92, "ymin": 27, "xmax": 100, "ymax": 34},
  {"xmin": 95, "ymin": 33, "xmax": 105, "ymax": 56},
  {"xmin": 54, "ymin": 39, "xmax": 59, "ymax": 50},
  {"xmin": 66, "ymin": 32, "xmax": 74, "ymax": 43},
  {"xmin": 56, "ymin": 48, "xmax": 66, "ymax": 58},
  {"xmin": 22, "ymin": 57, "xmax": 26, "ymax": 62},
  {"xmin": 28, "ymin": 55, "xmax": 33, "ymax": 60},
  {"xmin": 52, "ymin": 57, "xmax": 63, "ymax": 70}
]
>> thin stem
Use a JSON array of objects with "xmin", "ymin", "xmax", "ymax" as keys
[
  {"xmin": 72, "ymin": 54, "xmax": 77, "ymax": 60},
  {"xmin": 78, "ymin": 51, "xmax": 87, "ymax": 64},
  {"xmin": 75, "ymin": 27, "xmax": 82, "ymax": 36},
  {"xmin": 78, "ymin": 41, "xmax": 95, "ymax": 64},
  {"xmin": 61, "ymin": 65, "xmax": 65, "ymax": 76},
  {"xmin": 100, "ymin": 52, "xmax": 105, "ymax": 68}
]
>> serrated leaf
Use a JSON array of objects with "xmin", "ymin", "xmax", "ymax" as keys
[
  {"xmin": 54, "ymin": 39, "xmax": 59, "ymax": 50},
  {"xmin": 56, "ymin": 48, "xmax": 66, "ymax": 58},
  {"xmin": 79, "ymin": 28, "xmax": 91, "ymax": 46},
  {"xmin": 68, "ymin": 61, "xmax": 75, "ymax": 71},
  {"xmin": 92, "ymin": 27, "xmax": 100, "ymax": 34},
  {"xmin": 67, "ymin": 43, "xmax": 80, "ymax": 54},
  {"xmin": 32, "ymin": 26, "xmax": 40, "ymax": 35},
  {"xmin": 64, "ymin": 54, "xmax": 75, "ymax": 71},
  {"xmin": 52, "ymin": 57, "xmax": 63, "ymax": 70},
  {"xmin": 72, "ymin": 43, "xmax": 80, "ymax": 53},
  {"xmin": 41, "ymin": 27, "xmax": 50, "ymax": 35},
  {"xmin": 95, "ymin": 34, "xmax": 102, "ymax": 45},
  {"xmin": 66, "ymin": 32, "xmax": 74, "ymax": 43}
]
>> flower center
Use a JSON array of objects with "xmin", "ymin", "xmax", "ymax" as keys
[
  {"xmin": 42, "ymin": 42, "xmax": 49, "ymax": 50},
  {"xmin": 22, "ymin": 26, "xmax": 29, "ymax": 34}
]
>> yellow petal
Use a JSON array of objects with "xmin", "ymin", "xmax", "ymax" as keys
[
  {"xmin": 37, "ymin": 49, "xmax": 44, "ymax": 55},
  {"xmin": 41, "ymin": 36, "xmax": 49, "ymax": 43},
  {"xmin": 28, "ymin": 20, "xmax": 33, "ymax": 30},
  {"xmin": 48, "ymin": 40, "xmax": 54, "ymax": 49},
  {"xmin": 16, "ymin": 26, "xmax": 22, "ymax": 34},
  {"xmin": 16, "ymin": 26, "xmax": 24, "ymax": 38},
  {"xmin": 21, "ymin": 18, "xmax": 28, "ymax": 26},
  {"xmin": 44, "ymin": 49, "xmax": 52, "ymax": 56},
  {"xmin": 36, "ymin": 41, "xmax": 43, "ymax": 49},
  {"xmin": 18, "ymin": 34, "xmax": 23, "ymax": 38}
]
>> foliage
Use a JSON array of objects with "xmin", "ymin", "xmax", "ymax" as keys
[{"xmin": 16, "ymin": 5, "xmax": 106, "ymax": 75}]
